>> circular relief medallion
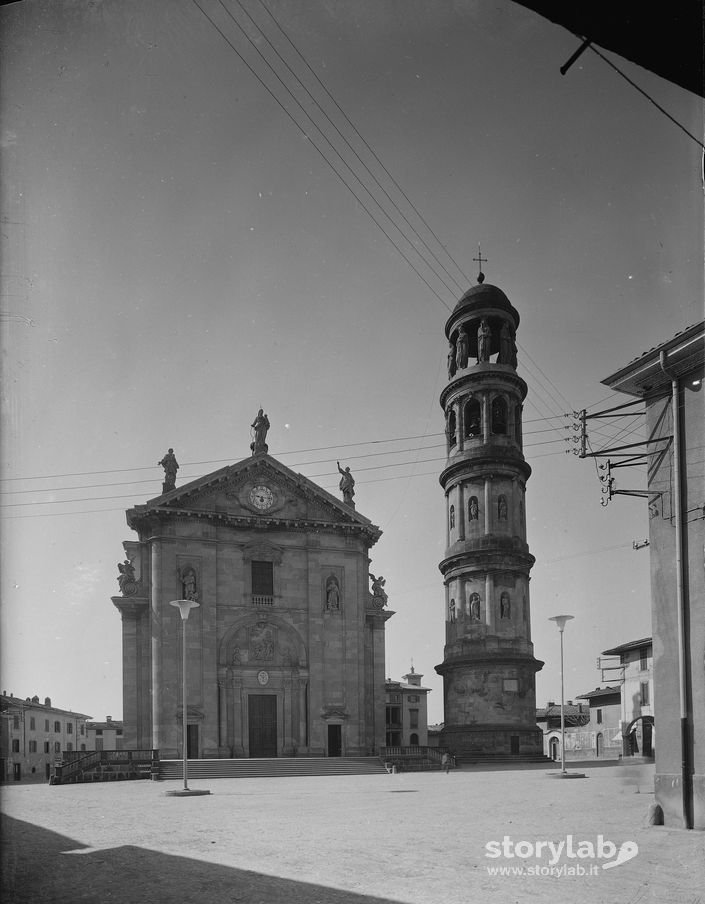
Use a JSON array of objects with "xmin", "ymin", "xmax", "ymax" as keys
[
  {"xmin": 249, "ymin": 485, "xmax": 274, "ymax": 511},
  {"xmin": 257, "ymin": 670, "xmax": 269, "ymax": 686}
]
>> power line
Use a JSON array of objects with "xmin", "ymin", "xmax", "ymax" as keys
[
  {"xmin": 253, "ymin": 0, "xmax": 469, "ymax": 289},
  {"xmin": 226, "ymin": 0, "xmax": 466, "ymax": 297},
  {"xmin": 0, "ymin": 445, "xmax": 573, "ymax": 519},
  {"xmin": 0, "ymin": 436, "xmax": 570, "ymax": 509},
  {"xmin": 189, "ymin": 0, "xmax": 454, "ymax": 310},
  {"xmin": 0, "ymin": 415, "xmax": 570, "ymax": 485}
]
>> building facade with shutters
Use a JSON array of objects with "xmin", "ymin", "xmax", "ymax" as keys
[
  {"xmin": 385, "ymin": 666, "xmax": 431, "ymax": 747},
  {"xmin": 0, "ymin": 693, "xmax": 91, "ymax": 783},
  {"xmin": 112, "ymin": 441, "xmax": 392, "ymax": 760}
]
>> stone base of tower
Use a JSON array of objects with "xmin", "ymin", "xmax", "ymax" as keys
[{"xmin": 439, "ymin": 723, "xmax": 544, "ymax": 759}]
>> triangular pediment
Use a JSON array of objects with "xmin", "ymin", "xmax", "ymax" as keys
[{"xmin": 126, "ymin": 454, "xmax": 380, "ymax": 541}]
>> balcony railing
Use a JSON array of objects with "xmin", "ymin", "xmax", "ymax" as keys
[{"xmin": 252, "ymin": 595, "xmax": 274, "ymax": 606}]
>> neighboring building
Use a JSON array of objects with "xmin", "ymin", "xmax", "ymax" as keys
[
  {"xmin": 0, "ymin": 693, "xmax": 91, "ymax": 783},
  {"xmin": 435, "ymin": 271, "xmax": 544, "ymax": 758},
  {"xmin": 112, "ymin": 418, "xmax": 393, "ymax": 759},
  {"xmin": 385, "ymin": 665, "xmax": 431, "ymax": 747},
  {"xmin": 85, "ymin": 716, "xmax": 124, "ymax": 752},
  {"xmin": 601, "ymin": 637, "xmax": 654, "ymax": 758},
  {"xmin": 573, "ymin": 687, "xmax": 623, "ymax": 761},
  {"xmin": 602, "ymin": 321, "xmax": 704, "ymax": 829},
  {"xmin": 536, "ymin": 700, "xmax": 591, "ymax": 761}
]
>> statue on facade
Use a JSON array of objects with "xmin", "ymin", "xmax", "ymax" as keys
[
  {"xmin": 477, "ymin": 319, "xmax": 491, "ymax": 362},
  {"xmin": 158, "ymin": 448, "xmax": 179, "ymax": 493},
  {"xmin": 250, "ymin": 409, "xmax": 270, "ymax": 455},
  {"xmin": 500, "ymin": 592, "xmax": 511, "ymax": 619},
  {"xmin": 447, "ymin": 341, "xmax": 457, "ymax": 380},
  {"xmin": 337, "ymin": 461, "xmax": 355, "ymax": 505},
  {"xmin": 117, "ymin": 559, "xmax": 136, "ymax": 594},
  {"xmin": 469, "ymin": 592, "xmax": 481, "ymax": 621},
  {"xmin": 181, "ymin": 567, "xmax": 198, "ymax": 602},
  {"xmin": 369, "ymin": 573, "xmax": 388, "ymax": 608},
  {"xmin": 326, "ymin": 576, "xmax": 340, "ymax": 610},
  {"xmin": 455, "ymin": 324, "xmax": 469, "ymax": 370},
  {"xmin": 469, "ymin": 496, "xmax": 479, "ymax": 521},
  {"xmin": 449, "ymin": 598, "xmax": 456, "ymax": 622},
  {"xmin": 498, "ymin": 495, "xmax": 508, "ymax": 521}
]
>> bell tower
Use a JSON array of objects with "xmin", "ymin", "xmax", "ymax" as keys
[{"xmin": 435, "ymin": 269, "xmax": 544, "ymax": 759}]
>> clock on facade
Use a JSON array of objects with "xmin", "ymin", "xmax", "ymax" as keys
[
  {"xmin": 249, "ymin": 485, "xmax": 274, "ymax": 510},
  {"xmin": 257, "ymin": 670, "xmax": 269, "ymax": 686}
]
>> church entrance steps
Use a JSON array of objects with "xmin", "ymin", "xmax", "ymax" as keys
[{"xmin": 157, "ymin": 756, "xmax": 389, "ymax": 780}]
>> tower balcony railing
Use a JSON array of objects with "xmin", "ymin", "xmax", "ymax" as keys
[{"xmin": 252, "ymin": 595, "xmax": 274, "ymax": 606}]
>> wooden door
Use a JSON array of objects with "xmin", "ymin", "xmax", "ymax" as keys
[{"xmin": 248, "ymin": 695, "xmax": 277, "ymax": 757}]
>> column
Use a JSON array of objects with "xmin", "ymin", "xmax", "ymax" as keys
[
  {"xmin": 484, "ymin": 476, "xmax": 492, "ymax": 535},
  {"xmin": 485, "ymin": 573, "xmax": 495, "ymax": 630},
  {"xmin": 457, "ymin": 483, "xmax": 466, "ymax": 541},
  {"xmin": 150, "ymin": 540, "xmax": 162, "ymax": 750}
]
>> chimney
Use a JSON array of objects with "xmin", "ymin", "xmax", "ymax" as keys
[
  {"xmin": 106, "ymin": 716, "xmax": 112, "ymax": 722},
  {"xmin": 44, "ymin": 697, "xmax": 51, "ymax": 707}
]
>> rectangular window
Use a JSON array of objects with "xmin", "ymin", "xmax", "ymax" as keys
[
  {"xmin": 386, "ymin": 706, "xmax": 401, "ymax": 727},
  {"xmin": 596, "ymin": 709, "xmax": 603, "ymax": 724},
  {"xmin": 44, "ymin": 742, "xmax": 50, "ymax": 754},
  {"xmin": 409, "ymin": 709, "xmax": 419, "ymax": 729},
  {"xmin": 252, "ymin": 560, "xmax": 274, "ymax": 597},
  {"xmin": 66, "ymin": 742, "xmax": 73, "ymax": 752},
  {"xmin": 95, "ymin": 739, "xmax": 103, "ymax": 751},
  {"xmin": 13, "ymin": 715, "xmax": 19, "ymax": 729},
  {"xmin": 117, "ymin": 729, "xmax": 123, "ymax": 736},
  {"xmin": 29, "ymin": 740, "xmax": 37, "ymax": 753},
  {"xmin": 408, "ymin": 695, "xmax": 419, "ymax": 703},
  {"xmin": 80, "ymin": 724, "xmax": 85, "ymax": 735},
  {"xmin": 640, "ymin": 682, "xmax": 650, "ymax": 706},
  {"xmin": 29, "ymin": 717, "xmax": 36, "ymax": 731},
  {"xmin": 640, "ymin": 649, "xmax": 648, "ymax": 671},
  {"xmin": 66, "ymin": 723, "xmax": 73, "ymax": 734},
  {"xmin": 95, "ymin": 729, "xmax": 103, "ymax": 736},
  {"xmin": 12, "ymin": 739, "xmax": 20, "ymax": 752},
  {"xmin": 45, "ymin": 719, "xmax": 50, "ymax": 732},
  {"xmin": 54, "ymin": 721, "xmax": 61, "ymax": 733},
  {"xmin": 54, "ymin": 742, "xmax": 61, "ymax": 754}
]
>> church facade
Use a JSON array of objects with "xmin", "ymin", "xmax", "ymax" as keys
[
  {"xmin": 436, "ymin": 273, "xmax": 544, "ymax": 758},
  {"xmin": 112, "ymin": 425, "xmax": 392, "ymax": 759}
]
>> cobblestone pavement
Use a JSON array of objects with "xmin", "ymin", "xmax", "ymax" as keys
[{"xmin": 2, "ymin": 762, "xmax": 704, "ymax": 904}]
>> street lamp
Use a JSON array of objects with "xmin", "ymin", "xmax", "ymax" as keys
[
  {"xmin": 548, "ymin": 615, "xmax": 584, "ymax": 779},
  {"xmin": 166, "ymin": 599, "xmax": 210, "ymax": 797}
]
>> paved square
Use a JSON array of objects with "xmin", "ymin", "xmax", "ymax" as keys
[{"xmin": 2, "ymin": 763, "xmax": 704, "ymax": 903}]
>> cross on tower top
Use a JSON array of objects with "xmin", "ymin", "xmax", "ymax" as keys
[{"xmin": 472, "ymin": 245, "xmax": 487, "ymax": 283}]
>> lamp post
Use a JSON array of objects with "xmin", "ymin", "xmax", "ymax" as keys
[
  {"xmin": 166, "ymin": 600, "xmax": 210, "ymax": 797},
  {"xmin": 548, "ymin": 614, "xmax": 577, "ymax": 778}
]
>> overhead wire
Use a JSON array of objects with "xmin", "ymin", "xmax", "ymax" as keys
[
  {"xmin": 226, "ymin": 0, "xmax": 466, "ymax": 297},
  {"xmin": 189, "ymin": 0, "xmax": 455, "ymax": 310},
  {"xmin": 0, "ymin": 434, "xmax": 570, "ymax": 508}
]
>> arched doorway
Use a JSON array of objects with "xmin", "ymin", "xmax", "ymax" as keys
[
  {"xmin": 549, "ymin": 737, "xmax": 559, "ymax": 761},
  {"xmin": 596, "ymin": 732, "xmax": 603, "ymax": 757},
  {"xmin": 624, "ymin": 715, "xmax": 654, "ymax": 758}
]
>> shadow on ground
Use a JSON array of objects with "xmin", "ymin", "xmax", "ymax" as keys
[{"xmin": 1, "ymin": 814, "xmax": 402, "ymax": 904}]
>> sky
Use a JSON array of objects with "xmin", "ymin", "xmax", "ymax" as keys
[{"xmin": 1, "ymin": 0, "xmax": 702, "ymax": 725}]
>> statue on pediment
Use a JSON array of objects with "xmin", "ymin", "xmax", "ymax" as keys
[
  {"xmin": 337, "ymin": 461, "xmax": 355, "ymax": 505},
  {"xmin": 158, "ymin": 448, "xmax": 179, "ymax": 493},
  {"xmin": 250, "ymin": 409, "xmax": 270, "ymax": 455}
]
